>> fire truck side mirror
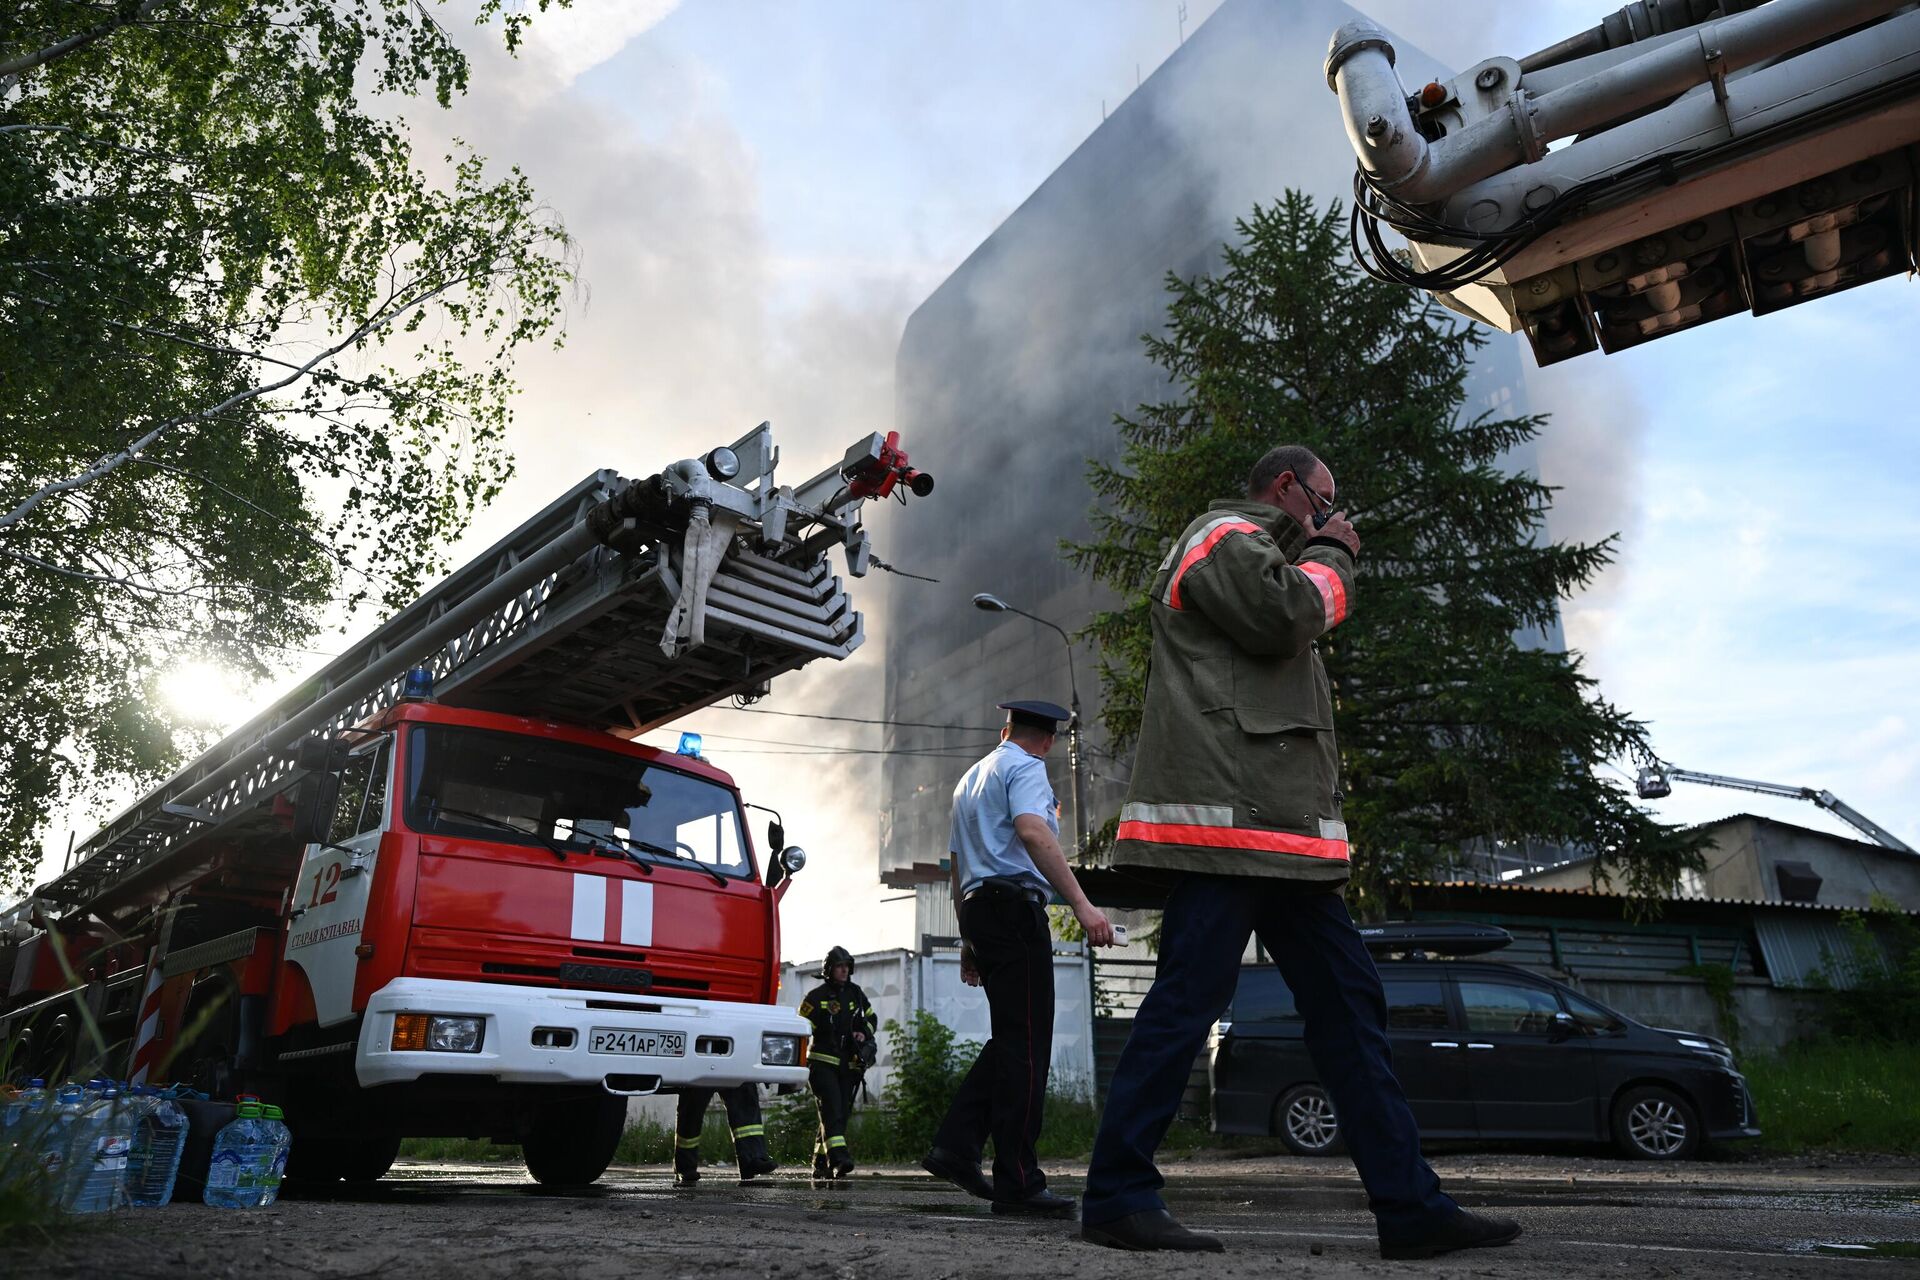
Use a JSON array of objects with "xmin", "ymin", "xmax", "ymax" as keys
[
  {"xmin": 291, "ymin": 773, "xmax": 341, "ymax": 847},
  {"xmin": 766, "ymin": 819, "xmax": 786, "ymax": 852},
  {"xmin": 291, "ymin": 734, "xmax": 345, "ymax": 846}
]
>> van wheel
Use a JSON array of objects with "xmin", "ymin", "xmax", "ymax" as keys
[
  {"xmin": 1612, "ymin": 1085, "xmax": 1701, "ymax": 1160},
  {"xmin": 1274, "ymin": 1083, "xmax": 1344, "ymax": 1156},
  {"xmin": 523, "ymin": 1094, "xmax": 627, "ymax": 1188}
]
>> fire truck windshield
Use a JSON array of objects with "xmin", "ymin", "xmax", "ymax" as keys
[{"xmin": 402, "ymin": 725, "xmax": 753, "ymax": 879}]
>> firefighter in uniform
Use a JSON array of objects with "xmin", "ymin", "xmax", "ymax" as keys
[
  {"xmin": 672, "ymin": 1082, "xmax": 776, "ymax": 1186},
  {"xmin": 799, "ymin": 945, "xmax": 876, "ymax": 1179},
  {"xmin": 1077, "ymin": 445, "xmax": 1521, "ymax": 1258},
  {"xmin": 921, "ymin": 699, "xmax": 1114, "ymax": 1219}
]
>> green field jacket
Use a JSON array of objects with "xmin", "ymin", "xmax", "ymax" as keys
[{"xmin": 1102, "ymin": 498, "xmax": 1356, "ymax": 886}]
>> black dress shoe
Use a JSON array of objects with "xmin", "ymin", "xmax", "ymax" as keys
[
  {"xmin": 1080, "ymin": 1208, "xmax": 1223, "ymax": 1252},
  {"xmin": 1379, "ymin": 1209, "xmax": 1522, "ymax": 1260},
  {"xmin": 991, "ymin": 1187, "xmax": 1078, "ymax": 1219},
  {"xmin": 922, "ymin": 1147, "xmax": 993, "ymax": 1200}
]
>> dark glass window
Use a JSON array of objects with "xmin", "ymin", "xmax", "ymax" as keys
[
  {"xmin": 1562, "ymin": 990, "xmax": 1624, "ymax": 1034},
  {"xmin": 1227, "ymin": 969, "xmax": 1299, "ymax": 1023},
  {"xmin": 403, "ymin": 726, "xmax": 752, "ymax": 878},
  {"xmin": 328, "ymin": 740, "xmax": 390, "ymax": 844},
  {"xmin": 1458, "ymin": 980, "xmax": 1562, "ymax": 1035},
  {"xmin": 1383, "ymin": 978, "xmax": 1450, "ymax": 1030}
]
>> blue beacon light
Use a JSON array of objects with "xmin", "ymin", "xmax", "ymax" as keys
[
  {"xmin": 677, "ymin": 731, "xmax": 704, "ymax": 759},
  {"xmin": 401, "ymin": 666, "xmax": 436, "ymax": 701}
]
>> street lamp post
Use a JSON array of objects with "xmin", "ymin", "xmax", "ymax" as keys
[{"xmin": 971, "ymin": 592, "xmax": 1089, "ymax": 861}]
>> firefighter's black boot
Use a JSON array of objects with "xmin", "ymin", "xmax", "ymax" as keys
[
  {"xmin": 673, "ymin": 1138, "xmax": 702, "ymax": 1187},
  {"xmin": 828, "ymin": 1139, "xmax": 855, "ymax": 1178},
  {"xmin": 734, "ymin": 1126, "xmax": 776, "ymax": 1182}
]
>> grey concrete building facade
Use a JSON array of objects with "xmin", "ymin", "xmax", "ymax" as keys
[{"xmin": 881, "ymin": 0, "xmax": 1541, "ymax": 888}]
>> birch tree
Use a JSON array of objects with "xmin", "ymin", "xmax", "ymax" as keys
[{"xmin": 0, "ymin": 1, "xmax": 573, "ymax": 885}]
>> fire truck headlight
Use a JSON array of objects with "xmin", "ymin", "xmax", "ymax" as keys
[
  {"xmin": 426, "ymin": 1016, "xmax": 486, "ymax": 1053},
  {"xmin": 760, "ymin": 1033, "xmax": 802, "ymax": 1066}
]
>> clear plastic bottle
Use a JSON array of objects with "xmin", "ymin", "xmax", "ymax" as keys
[
  {"xmin": 127, "ymin": 1087, "xmax": 190, "ymax": 1207},
  {"xmin": 3, "ymin": 1077, "xmax": 48, "ymax": 1135},
  {"xmin": 205, "ymin": 1103, "xmax": 273, "ymax": 1208},
  {"xmin": 63, "ymin": 1085, "xmax": 131, "ymax": 1213},
  {"xmin": 43, "ymin": 1086, "xmax": 87, "ymax": 1209},
  {"xmin": 258, "ymin": 1105, "xmax": 291, "ymax": 1205}
]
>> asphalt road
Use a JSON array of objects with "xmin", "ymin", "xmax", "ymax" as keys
[{"xmin": 9, "ymin": 1152, "xmax": 1919, "ymax": 1278}]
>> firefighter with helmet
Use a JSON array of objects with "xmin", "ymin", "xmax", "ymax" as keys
[{"xmin": 799, "ymin": 944, "xmax": 876, "ymax": 1179}]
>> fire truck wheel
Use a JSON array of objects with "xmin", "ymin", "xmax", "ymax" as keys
[
  {"xmin": 522, "ymin": 1093, "xmax": 627, "ymax": 1188},
  {"xmin": 287, "ymin": 1132, "xmax": 401, "ymax": 1184},
  {"xmin": 338, "ymin": 1132, "xmax": 403, "ymax": 1182}
]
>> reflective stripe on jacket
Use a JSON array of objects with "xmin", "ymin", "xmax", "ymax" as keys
[
  {"xmin": 1101, "ymin": 498, "xmax": 1355, "ymax": 885},
  {"xmin": 799, "ymin": 980, "xmax": 877, "ymax": 1065}
]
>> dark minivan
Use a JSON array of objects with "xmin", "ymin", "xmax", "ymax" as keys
[{"xmin": 1209, "ymin": 924, "xmax": 1761, "ymax": 1160}]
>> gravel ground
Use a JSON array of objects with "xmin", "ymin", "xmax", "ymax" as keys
[{"xmin": 7, "ymin": 1150, "xmax": 1918, "ymax": 1278}]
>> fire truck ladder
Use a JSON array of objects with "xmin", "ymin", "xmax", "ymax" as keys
[{"xmin": 24, "ymin": 424, "xmax": 927, "ymax": 920}]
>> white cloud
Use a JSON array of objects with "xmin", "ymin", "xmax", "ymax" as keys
[{"xmin": 503, "ymin": 1, "xmax": 681, "ymax": 94}]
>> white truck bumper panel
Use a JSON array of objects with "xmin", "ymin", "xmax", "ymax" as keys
[{"xmin": 356, "ymin": 977, "xmax": 811, "ymax": 1093}]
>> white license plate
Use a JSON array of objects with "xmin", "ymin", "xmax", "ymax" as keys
[{"xmin": 589, "ymin": 1027, "xmax": 686, "ymax": 1057}]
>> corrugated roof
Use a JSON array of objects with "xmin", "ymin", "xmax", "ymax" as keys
[{"xmin": 1403, "ymin": 879, "xmax": 1920, "ymax": 916}]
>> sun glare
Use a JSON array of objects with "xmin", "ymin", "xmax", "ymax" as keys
[{"xmin": 159, "ymin": 660, "xmax": 257, "ymax": 731}]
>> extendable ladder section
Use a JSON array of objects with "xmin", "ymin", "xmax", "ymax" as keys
[{"xmin": 31, "ymin": 424, "xmax": 904, "ymax": 915}]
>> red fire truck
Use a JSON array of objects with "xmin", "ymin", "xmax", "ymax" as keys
[{"xmin": 0, "ymin": 424, "xmax": 931, "ymax": 1187}]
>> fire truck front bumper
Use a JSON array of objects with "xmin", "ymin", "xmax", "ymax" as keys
[{"xmin": 356, "ymin": 978, "xmax": 811, "ymax": 1094}]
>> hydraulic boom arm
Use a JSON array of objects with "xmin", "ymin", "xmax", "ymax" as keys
[
  {"xmin": 1637, "ymin": 764, "xmax": 1915, "ymax": 854},
  {"xmin": 1324, "ymin": 0, "xmax": 1920, "ymax": 364}
]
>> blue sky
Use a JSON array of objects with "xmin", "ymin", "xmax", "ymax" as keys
[{"xmin": 34, "ymin": 2, "xmax": 1917, "ymax": 960}]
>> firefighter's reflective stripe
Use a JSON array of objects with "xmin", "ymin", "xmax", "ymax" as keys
[
  {"xmin": 570, "ymin": 874, "xmax": 654, "ymax": 945},
  {"xmin": 676, "ymin": 1136, "xmax": 703, "ymax": 1149},
  {"xmin": 1117, "ymin": 801, "xmax": 1234, "ymax": 828},
  {"xmin": 1164, "ymin": 518, "xmax": 1262, "ymax": 610},
  {"xmin": 827, "ymin": 1135, "xmax": 848, "ymax": 1149},
  {"xmin": 811, "ymin": 1051, "xmax": 842, "ymax": 1067},
  {"xmin": 731, "ymin": 1124, "xmax": 764, "ymax": 1139},
  {"xmin": 1296, "ymin": 560, "xmax": 1348, "ymax": 630},
  {"xmin": 1117, "ymin": 802, "xmax": 1349, "ymax": 862}
]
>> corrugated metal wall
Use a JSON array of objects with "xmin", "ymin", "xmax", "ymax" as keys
[{"xmin": 1752, "ymin": 916, "xmax": 1881, "ymax": 988}]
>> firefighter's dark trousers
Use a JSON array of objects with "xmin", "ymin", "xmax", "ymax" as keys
[
  {"xmin": 931, "ymin": 885, "xmax": 1054, "ymax": 1198},
  {"xmin": 1082, "ymin": 876, "xmax": 1458, "ymax": 1235},
  {"xmin": 808, "ymin": 1061, "xmax": 860, "ymax": 1169},
  {"xmin": 675, "ymin": 1083, "xmax": 768, "ymax": 1175}
]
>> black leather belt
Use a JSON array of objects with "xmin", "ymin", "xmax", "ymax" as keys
[{"xmin": 964, "ymin": 877, "xmax": 1048, "ymax": 906}]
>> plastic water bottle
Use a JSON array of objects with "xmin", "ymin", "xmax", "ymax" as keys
[
  {"xmin": 258, "ymin": 1105, "xmax": 291, "ymax": 1205},
  {"xmin": 205, "ymin": 1103, "xmax": 273, "ymax": 1207},
  {"xmin": 63, "ymin": 1086, "xmax": 131, "ymax": 1213},
  {"xmin": 39, "ymin": 1085, "xmax": 86, "ymax": 1208},
  {"xmin": 3, "ymin": 1077, "xmax": 47, "ymax": 1135},
  {"xmin": 127, "ymin": 1088, "xmax": 189, "ymax": 1207}
]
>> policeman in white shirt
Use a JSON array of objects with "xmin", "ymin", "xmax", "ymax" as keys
[{"xmin": 920, "ymin": 699, "xmax": 1116, "ymax": 1219}]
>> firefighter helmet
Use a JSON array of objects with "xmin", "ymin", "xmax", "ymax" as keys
[{"xmin": 820, "ymin": 945, "xmax": 856, "ymax": 979}]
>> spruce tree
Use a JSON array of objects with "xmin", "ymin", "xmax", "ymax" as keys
[{"xmin": 1069, "ymin": 191, "xmax": 1703, "ymax": 905}]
